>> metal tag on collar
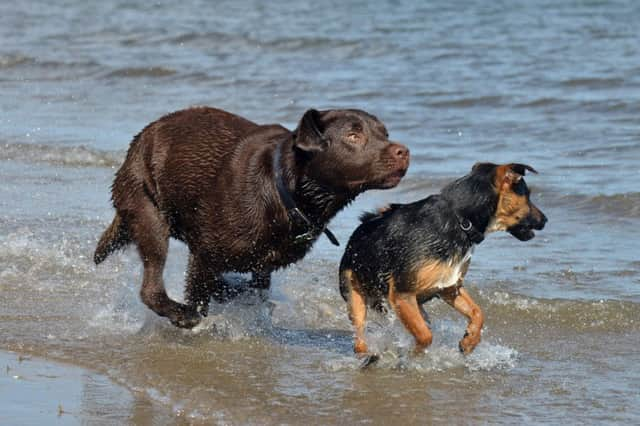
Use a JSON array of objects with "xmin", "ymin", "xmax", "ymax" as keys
[
  {"xmin": 293, "ymin": 231, "xmax": 316, "ymax": 244},
  {"xmin": 290, "ymin": 208, "xmax": 340, "ymax": 246}
]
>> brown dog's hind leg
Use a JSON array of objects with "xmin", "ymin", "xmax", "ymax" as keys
[
  {"xmin": 341, "ymin": 269, "xmax": 369, "ymax": 355},
  {"xmin": 441, "ymin": 286, "xmax": 484, "ymax": 355},
  {"xmin": 128, "ymin": 201, "xmax": 200, "ymax": 328},
  {"xmin": 389, "ymin": 279, "xmax": 433, "ymax": 355}
]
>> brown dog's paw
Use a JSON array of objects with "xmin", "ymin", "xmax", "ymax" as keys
[{"xmin": 170, "ymin": 310, "xmax": 202, "ymax": 329}]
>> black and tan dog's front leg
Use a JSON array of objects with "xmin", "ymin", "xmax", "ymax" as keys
[
  {"xmin": 389, "ymin": 288, "xmax": 433, "ymax": 355},
  {"xmin": 441, "ymin": 286, "xmax": 484, "ymax": 355}
]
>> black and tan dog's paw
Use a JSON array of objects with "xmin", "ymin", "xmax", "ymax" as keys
[
  {"xmin": 357, "ymin": 353, "xmax": 381, "ymax": 370},
  {"xmin": 458, "ymin": 332, "xmax": 480, "ymax": 355}
]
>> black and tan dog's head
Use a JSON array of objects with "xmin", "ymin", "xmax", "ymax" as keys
[
  {"xmin": 443, "ymin": 162, "xmax": 547, "ymax": 241},
  {"xmin": 489, "ymin": 163, "xmax": 547, "ymax": 240},
  {"xmin": 292, "ymin": 109, "xmax": 410, "ymax": 193}
]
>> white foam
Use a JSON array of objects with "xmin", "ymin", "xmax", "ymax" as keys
[
  {"xmin": 337, "ymin": 313, "xmax": 519, "ymax": 373},
  {"xmin": 190, "ymin": 295, "xmax": 277, "ymax": 341},
  {"xmin": 88, "ymin": 303, "xmax": 145, "ymax": 334},
  {"xmin": 0, "ymin": 230, "xmax": 93, "ymax": 290},
  {"xmin": 485, "ymin": 290, "xmax": 546, "ymax": 311}
]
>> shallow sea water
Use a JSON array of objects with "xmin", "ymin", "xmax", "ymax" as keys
[{"xmin": 1, "ymin": 0, "xmax": 639, "ymax": 424}]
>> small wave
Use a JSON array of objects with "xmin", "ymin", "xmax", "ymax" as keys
[
  {"xmin": 165, "ymin": 30, "xmax": 360, "ymax": 52},
  {"xmin": 478, "ymin": 290, "xmax": 640, "ymax": 333},
  {"xmin": 1, "ymin": 142, "xmax": 123, "ymax": 168},
  {"xmin": 515, "ymin": 97, "xmax": 566, "ymax": 108},
  {"xmin": 427, "ymin": 95, "xmax": 506, "ymax": 108},
  {"xmin": 559, "ymin": 77, "xmax": 625, "ymax": 89},
  {"xmin": 104, "ymin": 66, "xmax": 177, "ymax": 79},
  {"xmin": 0, "ymin": 53, "xmax": 34, "ymax": 68},
  {"xmin": 0, "ymin": 55, "xmax": 102, "ymax": 78},
  {"xmin": 0, "ymin": 230, "xmax": 94, "ymax": 292},
  {"xmin": 550, "ymin": 192, "xmax": 640, "ymax": 218},
  {"xmin": 566, "ymin": 141, "xmax": 640, "ymax": 157}
]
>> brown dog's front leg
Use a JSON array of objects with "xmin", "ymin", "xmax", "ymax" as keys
[
  {"xmin": 185, "ymin": 254, "xmax": 222, "ymax": 311},
  {"xmin": 390, "ymin": 290, "xmax": 433, "ymax": 355},
  {"xmin": 441, "ymin": 287, "xmax": 484, "ymax": 355}
]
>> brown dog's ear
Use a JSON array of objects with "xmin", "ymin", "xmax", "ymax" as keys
[{"xmin": 294, "ymin": 109, "xmax": 328, "ymax": 152}]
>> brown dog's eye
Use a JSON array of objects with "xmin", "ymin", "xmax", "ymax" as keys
[{"xmin": 347, "ymin": 133, "xmax": 365, "ymax": 144}]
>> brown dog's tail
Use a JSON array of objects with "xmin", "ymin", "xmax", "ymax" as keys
[{"xmin": 94, "ymin": 213, "xmax": 130, "ymax": 264}]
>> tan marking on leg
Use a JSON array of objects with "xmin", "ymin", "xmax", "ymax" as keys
[
  {"xmin": 342, "ymin": 269, "xmax": 368, "ymax": 354},
  {"xmin": 441, "ymin": 286, "xmax": 484, "ymax": 355},
  {"xmin": 388, "ymin": 278, "xmax": 433, "ymax": 354}
]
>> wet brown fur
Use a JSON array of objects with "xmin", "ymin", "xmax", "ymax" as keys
[{"xmin": 95, "ymin": 106, "xmax": 409, "ymax": 328}]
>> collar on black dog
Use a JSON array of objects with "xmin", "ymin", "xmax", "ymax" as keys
[
  {"xmin": 273, "ymin": 144, "xmax": 340, "ymax": 246},
  {"xmin": 456, "ymin": 213, "xmax": 485, "ymax": 244}
]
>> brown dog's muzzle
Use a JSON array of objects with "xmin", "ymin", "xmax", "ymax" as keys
[{"xmin": 388, "ymin": 142, "xmax": 410, "ymax": 173}]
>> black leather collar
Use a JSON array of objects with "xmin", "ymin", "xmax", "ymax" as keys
[
  {"xmin": 273, "ymin": 144, "xmax": 340, "ymax": 246},
  {"xmin": 455, "ymin": 213, "xmax": 485, "ymax": 244}
]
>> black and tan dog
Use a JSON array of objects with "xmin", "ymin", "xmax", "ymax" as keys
[
  {"xmin": 339, "ymin": 163, "xmax": 546, "ymax": 363},
  {"xmin": 95, "ymin": 106, "xmax": 409, "ymax": 328}
]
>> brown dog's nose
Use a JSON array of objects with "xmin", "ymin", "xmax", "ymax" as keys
[{"xmin": 391, "ymin": 144, "xmax": 410, "ymax": 160}]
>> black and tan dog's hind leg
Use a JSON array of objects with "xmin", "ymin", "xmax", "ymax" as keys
[
  {"xmin": 388, "ymin": 277, "xmax": 434, "ymax": 356},
  {"xmin": 440, "ymin": 285, "xmax": 484, "ymax": 355},
  {"xmin": 340, "ymin": 269, "xmax": 380, "ymax": 368}
]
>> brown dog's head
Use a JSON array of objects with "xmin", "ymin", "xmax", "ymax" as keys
[
  {"xmin": 292, "ymin": 109, "xmax": 409, "ymax": 193},
  {"xmin": 489, "ymin": 163, "xmax": 547, "ymax": 241}
]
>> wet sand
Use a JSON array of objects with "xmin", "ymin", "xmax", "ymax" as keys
[{"xmin": 0, "ymin": 350, "xmax": 176, "ymax": 425}]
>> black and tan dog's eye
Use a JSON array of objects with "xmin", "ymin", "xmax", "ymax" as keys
[{"xmin": 513, "ymin": 179, "xmax": 528, "ymax": 195}]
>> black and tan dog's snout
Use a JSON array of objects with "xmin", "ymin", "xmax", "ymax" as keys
[{"xmin": 530, "ymin": 204, "xmax": 547, "ymax": 230}]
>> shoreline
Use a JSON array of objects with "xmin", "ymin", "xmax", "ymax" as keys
[{"xmin": 0, "ymin": 350, "xmax": 172, "ymax": 425}]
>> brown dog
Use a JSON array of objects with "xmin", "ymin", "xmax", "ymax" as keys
[
  {"xmin": 339, "ymin": 163, "xmax": 546, "ymax": 364},
  {"xmin": 95, "ymin": 106, "xmax": 409, "ymax": 328}
]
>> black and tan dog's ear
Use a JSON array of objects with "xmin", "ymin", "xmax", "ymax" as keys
[
  {"xmin": 495, "ymin": 163, "xmax": 537, "ymax": 189},
  {"xmin": 294, "ymin": 109, "xmax": 328, "ymax": 152},
  {"xmin": 509, "ymin": 163, "xmax": 538, "ymax": 176}
]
